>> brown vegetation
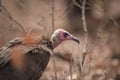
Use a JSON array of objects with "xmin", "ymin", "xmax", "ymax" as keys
[{"xmin": 0, "ymin": 0, "xmax": 120, "ymax": 80}]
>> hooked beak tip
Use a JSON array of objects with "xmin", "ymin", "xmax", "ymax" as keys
[{"xmin": 71, "ymin": 36, "xmax": 80, "ymax": 44}]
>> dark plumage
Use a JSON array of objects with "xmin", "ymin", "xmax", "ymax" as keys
[
  {"xmin": 0, "ymin": 36, "xmax": 52, "ymax": 80},
  {"xmin": 0, "ymin": 29, "xmax": 79, "ymax": 80}
]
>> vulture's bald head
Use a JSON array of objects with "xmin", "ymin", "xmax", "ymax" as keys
[{"xmin": 51, "ymin": 29, "xmax": 80, "ymax": 48}]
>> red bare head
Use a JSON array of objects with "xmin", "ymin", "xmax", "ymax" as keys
[{"xmin": 51, "ymin": 29, "xmax": 80, "ymax": 48}]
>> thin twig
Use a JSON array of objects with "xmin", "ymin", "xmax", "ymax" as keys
[
  {"xmin": 60, "ymin": 68, "xmax": 76, "ymax": 80},
  {"xmin": 69, "ymin": 63, "xmax": 73, "ymax": 80},
  {"xmin": 1, "ymin": 4, "xmax": 26, "ymax": 34},
  {"xmin": 79, "ymin": 0, "xmax": 88, "ymax": 72},
  {"xmin": 88, "ymin": 17, "xmax": 109, "ymax": 52},
  {"xmin": 15, "ymin": 0, "xmax": 46, "ymax": 35},
  {"xmin": 55, "ymin": 1, "xmax": 74, "ymax": 21},
  {"xmin": 51, "ymin": 0, "xmax": 57, "ymax": 80},
  {"xmin": 51, "ymin": 0, "xmax": 55, "ymax": 33},
  {"xmin": 73, "ymin": 0, "xmax": 82, "ymax": 9},
  {"xmin": 86, "ymin": 0, "xmax": 111, "ymax": 77},
  {"xmin": 51, "ymin": 54, "xmax": 58, "ymax": 80},
  {"xmin": 26, "ymin": 20, "xmax": 46, "ymax": 36},
  {"xmin": 0, "ymin": 0, "xmax": 2, "ymax": 11},
  {"xmin": 88, "ymin": 0, "xmax": 110, "ymax": 52}
]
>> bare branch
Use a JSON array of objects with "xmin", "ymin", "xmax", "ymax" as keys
[
  {"xmin": 55, "ymin": 1, "xmax": 73, "ymax": 21},
  {"xmin": 51, "ymin": 54, "xmax": 58, "ymax": 80},
  {"xmin": 73, "ymin": 0, "xmax": 82, "ymax": 9},
  {"xmin": 15, "ymin": 0, "xmax": 46, "ymax": 35},
  {"xmin": 69, "ymin": 63, "xmax": 73, "ymax": 80},
  {"xmin": 88, "ymin": 0, "xmax": 110, "ymax": 52},
  {"xmin": 51, "ymin": 0, "xmax": 55, "ymax": 33},
  {"xmin": 51, "ymin": 0, "xmax": 58, "ymax": 80},
  {"xmin": 78, "ymin": 0, "xmax": 88, "ymax": 73},
  {"xmin": 0, "ymin": 0, "xmax": 2, "ymax": 12},
  {"xmin": 82, "ymin": 0, "xmax": 87, "ymax": 33},
  {"xmin": 26, "ymin": 18, "xmax": 46, "ymax": 36},
  {"xmin": 1, "ymin": 4, "xmax": 26, "ymax": 34}
]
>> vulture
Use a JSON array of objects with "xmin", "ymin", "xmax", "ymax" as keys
[{"xmin": 0, "ymin": 29, "xmax": 79, "ymax": 80}]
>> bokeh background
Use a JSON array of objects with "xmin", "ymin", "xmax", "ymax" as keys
[{"xmin": 0, "ymin": 0, "xmax": 120, "ymax": 80}]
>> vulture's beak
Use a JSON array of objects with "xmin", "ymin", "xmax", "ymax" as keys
[{"xmin": 70, "ymin": 36, "xmax": 80, "ymax": 44}]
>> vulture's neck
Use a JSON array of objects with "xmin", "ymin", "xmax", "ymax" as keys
[
  {"xmin": 39, "ymin": 36, "xmax": 53, "ymax": 50},
  {"xmin": 52, "ymin": 42, "xmax": 61, "ymax": 49}
]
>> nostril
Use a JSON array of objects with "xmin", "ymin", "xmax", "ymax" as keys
[{"xmin": 63, "ymin": 33, "xmax": 69, "ymax": 37}]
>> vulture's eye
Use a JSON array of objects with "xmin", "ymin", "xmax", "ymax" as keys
[{"xmin": 63, "ymin": 32, "xmax": 69, "ymax": 37}]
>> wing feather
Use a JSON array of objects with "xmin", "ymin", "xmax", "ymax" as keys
[{"xmin": 0, "ymin": 37, "xmax": 53, "ymax": 80}]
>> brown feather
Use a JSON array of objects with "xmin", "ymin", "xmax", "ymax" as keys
[{"xmin": 0, "ymin": 36, "xmax": 53, "ymax": 80}]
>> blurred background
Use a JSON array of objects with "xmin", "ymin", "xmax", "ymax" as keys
[{"xmin": 0, "ymin": 0, "xmax": 120, "ymax": 80}]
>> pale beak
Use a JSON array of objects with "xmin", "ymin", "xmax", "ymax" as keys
[{"xmin": 70, "ymin": 36, "xmax": 80, "ymax": 43}]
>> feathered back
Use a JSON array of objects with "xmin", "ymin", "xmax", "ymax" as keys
[{"xmin": 0, "ymin": 36, "xmax": 53, "ymax": 80}]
